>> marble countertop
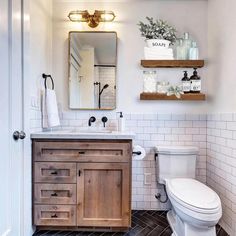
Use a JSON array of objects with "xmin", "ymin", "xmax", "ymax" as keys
[{"xmin": 31, "ymin": 129, "xmax": 135, "ymax": 140}]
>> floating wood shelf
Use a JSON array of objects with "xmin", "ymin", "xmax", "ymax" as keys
[
  {"xmin": 141, "ymin": 60, "xmax": 205, "ymax": 68},
  {"xmin": 140, "ymin": 93, "xmax": 206, "ymax": 101}
]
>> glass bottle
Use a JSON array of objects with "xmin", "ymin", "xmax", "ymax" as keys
[
  {"xmin": 189, "ymin": 41, "xmax": 199, "ymax": 60},
  {"xmin": 190, "ymin": 68, "xmax": 201, "ymax": 93},
  {"xmin": 176, "ymin": 39, "xmax": 185, "ymax": 60},
  {"xmin": 143, "ymin": 71, "xmax": 157, "ymax": 93},
  {"xmin": 183, "ymin": 32, "xmax": 192, "ymax": 59}
]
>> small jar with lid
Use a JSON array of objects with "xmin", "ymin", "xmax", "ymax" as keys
[
  {"xmin": 157, "ymin": 81, "xmax": 170, "ymax": 94},
  {"xmin": 190, "ymin": 68, "xmax": 201, "ymax": 93},
  {"xmin": 143, "ymin": 71, "xmax": 157, "ymax": 93}
]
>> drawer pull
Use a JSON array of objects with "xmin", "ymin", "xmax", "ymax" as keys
[
  {"xmin": 78, "ymin": 151, "xmax": 85, "ymax": 154},
  {"xmin": 50, "ymin": 171, "xmax": 58, "ymax": 175},
  {"xmin": 51, "ymin": 192, "xmax": 58, "ymax": 197},
  {"xmin": 51, "ymin": 214, "xmax": 58, "ymax": 218}
]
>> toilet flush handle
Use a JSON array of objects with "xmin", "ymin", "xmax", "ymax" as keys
[{"xmin": 132, "ymin": 151, "xmax": 142, "ymax": 155}]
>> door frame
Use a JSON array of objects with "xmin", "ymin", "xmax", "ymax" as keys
[
  {"xmin": 22, "ymin": 0, "xmax": 34, "ymax": 235},
  {"xmin": 0, "ymin": 0, "xmax": 30, "ymax": 235}
]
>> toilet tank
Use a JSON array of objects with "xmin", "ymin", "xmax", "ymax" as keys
[{"xmin": 155, "ymin": 146, "xmax": 199, "ymax": 184}]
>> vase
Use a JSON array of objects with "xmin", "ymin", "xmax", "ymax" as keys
[{"xmin": 146, "ymin": 39, "xmax": 171, "ymax": 48}]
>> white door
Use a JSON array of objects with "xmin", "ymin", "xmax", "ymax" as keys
[
  {"xmin": 0, "ymin": 0, "xmax": 25, "ymax": 235},
  {"xmin": 69, "ymin": 60, "xmax": 81, "ymax": 108}
]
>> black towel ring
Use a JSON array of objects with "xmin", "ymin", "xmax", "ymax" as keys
[{"xmin": 42, "ymin": 73, "xmax": 54, "ymax": 90}]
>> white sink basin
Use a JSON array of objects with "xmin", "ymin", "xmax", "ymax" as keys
[{"xmin": 73, "ymin": 128, "xmax": 113, "ymax": 134}]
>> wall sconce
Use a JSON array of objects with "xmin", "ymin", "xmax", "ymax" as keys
[{"xmin": 68, "ymin": 10, "xmax": 116, "ymax": 28}]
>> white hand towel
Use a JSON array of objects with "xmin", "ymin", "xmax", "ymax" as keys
[{"xmin": 42, "ymin": 89, "xmax": 60, "ymax": 128}]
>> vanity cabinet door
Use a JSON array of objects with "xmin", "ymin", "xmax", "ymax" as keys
[{"xmin": 77, "ymin": 163, "xmax": 131, "ymax": 227}]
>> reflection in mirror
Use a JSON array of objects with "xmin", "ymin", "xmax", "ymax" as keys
[{"xmin": 69, "ymin": 32, "xmax": 117, "ymax": 110}]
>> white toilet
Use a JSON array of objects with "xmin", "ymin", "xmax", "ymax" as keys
[{"xmin": 155, "ymin": 146, "xmax": 222, "ymax": 236}]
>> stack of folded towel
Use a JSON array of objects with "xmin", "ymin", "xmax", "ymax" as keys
[{"xmin": 144, "ymin": 47, "xmax": 174, "ymax": 60}]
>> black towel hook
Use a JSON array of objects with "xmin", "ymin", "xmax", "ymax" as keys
[{"xmin": 42, "ymin": 73, "xmax": 54, "ymax": 90}]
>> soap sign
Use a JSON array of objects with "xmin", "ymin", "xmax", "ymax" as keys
[
  {"xmin": 152, "ymin": 42, "xmax": 166, "ymax": 47},
  {"xmin": 146, "ymin": 39, "xmax": 171, "ymax": 49}
]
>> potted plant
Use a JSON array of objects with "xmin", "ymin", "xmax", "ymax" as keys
[{"xmin": 138, "ymin": 17, "xmax": 177, "ymax": 48}]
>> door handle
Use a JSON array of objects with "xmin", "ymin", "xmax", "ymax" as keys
[{"xmin": 13, "ymin": 131, "xmax": 26, "ymax": 140}]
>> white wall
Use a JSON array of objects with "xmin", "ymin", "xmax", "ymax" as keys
[
  {"xmin": 206, "ymin": 1, "xmax": 236, "ymax": 234},
  {"xmin": 208, "ymin": 0, "xmax": 236, "ymax": 112},
  {"xmin": 52, "ymin": 0, "xmax": 208, "ymax": 113},
  {"xmin": 30, "ymin": 0, "xmax": 53, "ymax": 102},
  {"xmin": 28, "ymin": 1, "xmax": 53, "ymax": 235}
]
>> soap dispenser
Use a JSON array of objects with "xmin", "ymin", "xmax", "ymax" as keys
[
  {"xmin": 117, "ymin": 112, "xmax": 125, "ymax": 132},
  {"xmin": 190, "ymin": 68, "xmax": 201, "ymax": 93},
  {"xmin": 181, "ymin": 71, "xmax": 191, "ymax": 93}
]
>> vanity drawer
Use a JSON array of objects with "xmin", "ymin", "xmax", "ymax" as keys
[
  {"xmin": 34, "ymin": 141, "xmax": 132, "ymax": 162},
  {"xmin": 35, "ymin": 162, "xmax": 76, "ymax": 183},
  {"xmin": 34, "ymin": 205, "xmax": 76, "ymax": 226},
  {"xmin": 34, "ymin": 184, "xmax": 76, "ymax": 204}
]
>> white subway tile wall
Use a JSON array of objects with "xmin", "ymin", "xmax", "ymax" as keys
[
  {"xmin": 98, "ymin": 67, "xmax": 116, "ymax": 109},
  {"xmin": 30, "ymin": 96, "xmax": 42, "ymax": 132},
  {"xmin": 207, "ymin": 113, "xmax": 236, "ymax": 235},
  {"xmin": 59, "ymin": 112, "xmax": 207, "ymax": 211}
]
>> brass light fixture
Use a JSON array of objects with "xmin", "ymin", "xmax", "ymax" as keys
[{"xmin": 68, "ymin": 10, "xmax": 116, "ymax": 28}]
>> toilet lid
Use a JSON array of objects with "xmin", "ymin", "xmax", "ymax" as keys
[{"xmin": 167, "ymin": 178, "xmax": 221, "ymax": 210}]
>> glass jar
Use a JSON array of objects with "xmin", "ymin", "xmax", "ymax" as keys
[
  {"xmin": 143, "ymin": 71, "xmax": 157, "ymax": 93},
  {"xmin": 157, "ymin": 81, "xmax": 170, "ymax": 94}
]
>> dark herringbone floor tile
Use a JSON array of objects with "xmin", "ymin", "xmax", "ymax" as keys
[{"xmin": 33, "ymin": 210, "xmax": 229, "ymax": 236}]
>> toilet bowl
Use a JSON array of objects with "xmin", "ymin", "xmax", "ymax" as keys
[
  {"xmin": 166, "ymin": 178, "xmax": 222, "ymax": 236},
  {"xmin": 155, "ymin": 146, "xmax": 222, "ymax": 236}
]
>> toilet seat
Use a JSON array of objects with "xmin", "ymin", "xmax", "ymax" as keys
[{"xmin": 166, "ymin": 178, "xmax": 221, "ymax": 214}]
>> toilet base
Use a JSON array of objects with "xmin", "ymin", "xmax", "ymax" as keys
[{"xmin": 167, "ymin": 210, "xmax": 216, "ymax": 236}]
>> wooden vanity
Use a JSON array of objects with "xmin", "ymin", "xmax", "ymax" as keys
[{"xmin": 32, "ymin": 134, "xmax": 133, "ymax": 231}]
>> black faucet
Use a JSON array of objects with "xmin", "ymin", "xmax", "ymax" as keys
[
  {"xmin": 88, "ymin": 116, "xmax": 96, "ymax": 126},
  {"xmin": 101, "ymin": 116, "xmax": 108, "ymax": 127}
]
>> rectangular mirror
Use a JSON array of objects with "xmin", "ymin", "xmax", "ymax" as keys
[{"xmin": 68, "ymin": 31, "xmax": 117, "ymax": 110}]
